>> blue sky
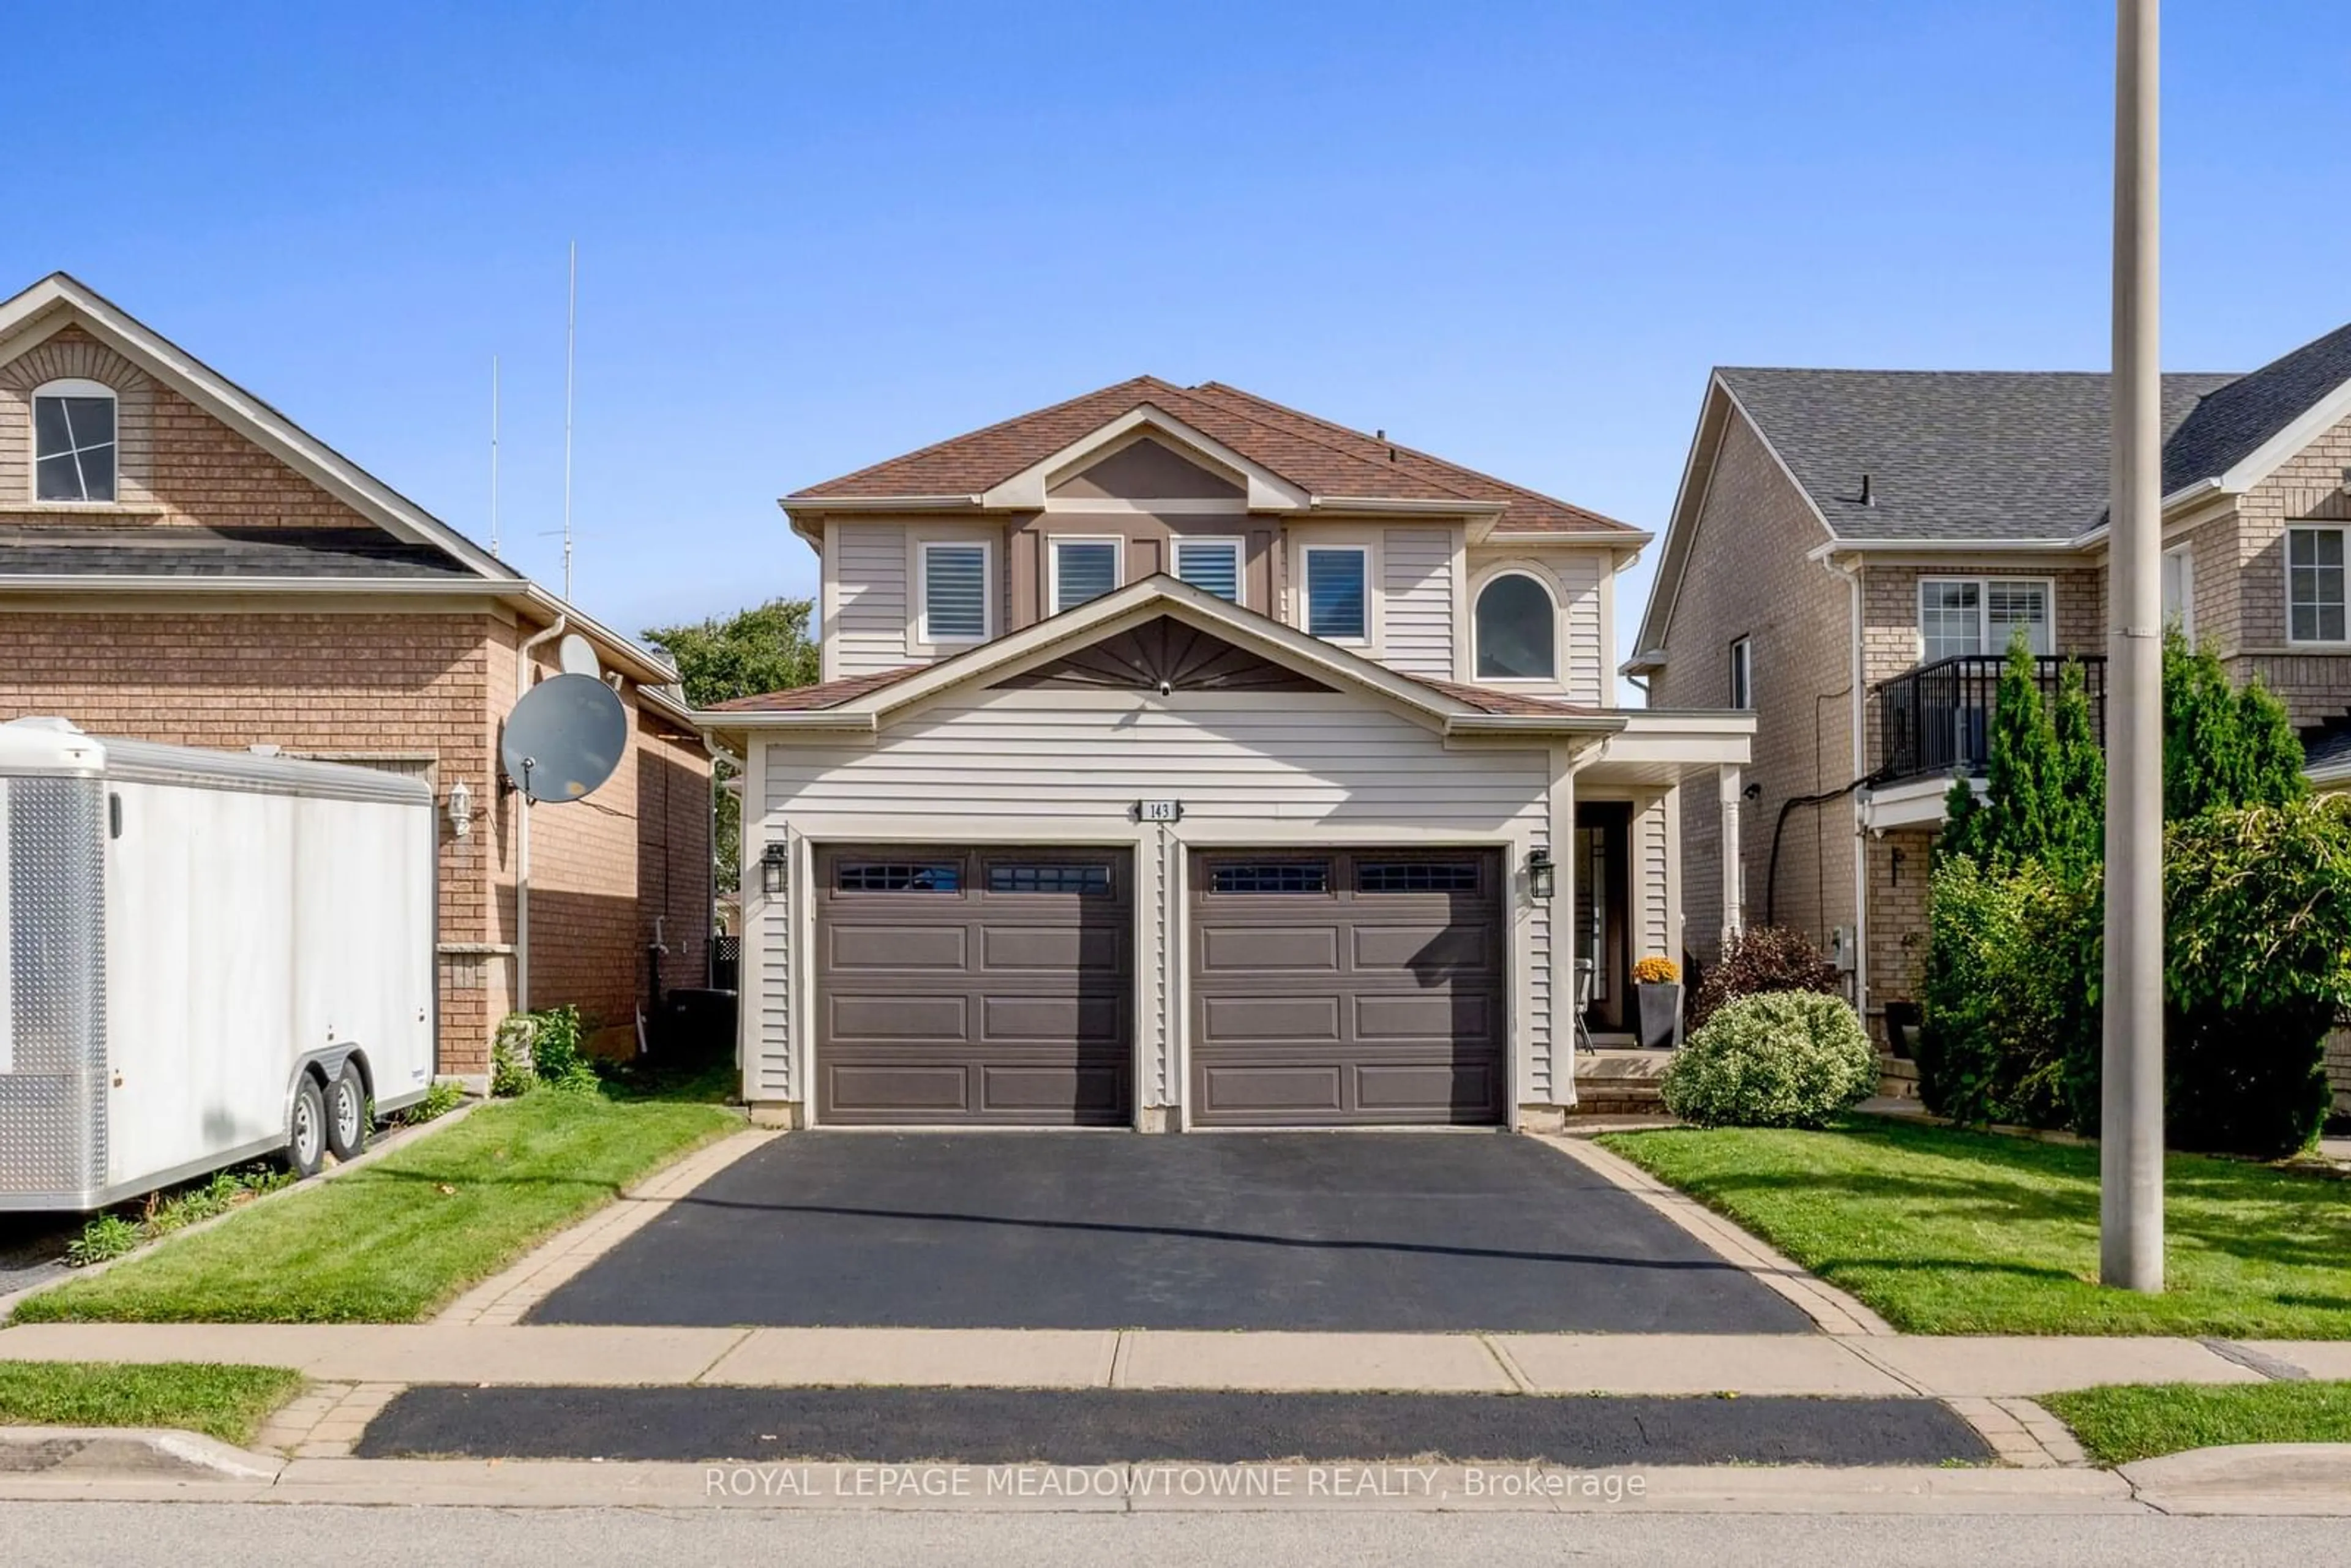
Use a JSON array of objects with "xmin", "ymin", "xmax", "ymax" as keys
[{"xmin": 10, "ymin": 2, "xmax": 2347, "ymax": 688}]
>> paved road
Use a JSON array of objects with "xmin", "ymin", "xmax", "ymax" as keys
[
  {"xmin": 0, "ymin": 1503, "xmax": 2339, "ymax": 1567},
  {"xmin": 357, "ymin": 1387, "xmax": 1988, "ymax": 1467},
  {"xmin": 530, "ymin": 1131, "xmax": 1810, "ymax": 1332}
]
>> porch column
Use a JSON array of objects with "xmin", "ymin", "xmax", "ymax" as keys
[{"xmin": 1718, "ymin": 765, "xmax": 1745, "ymax": 950}]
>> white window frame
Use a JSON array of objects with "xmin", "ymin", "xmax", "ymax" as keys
[
  {"xmin": 1048, "ymin": 535, "xmax": 1125, "ymax": 616},
  {"xmin": 1171, "ymin": 535, "xmax": 1246, "ymax": 606},
  {"xmin": 2161, "ymin": 541, "xmax": 2196, "ymax": 642},
  {"xmin": 2287, "ymin": 525, "xmax": 2348, "ymax": 645},
  {"xmin": 1300, "ymin": 544, "xmax": 1373, "ymax": 645},
  {"xmin": 1728, "ymin": 636, "xmax": 1753, "ymax": 710},
  {"xmin": 915, "ymin": 538, "xmax": 994, "ymax": 647},
  {"xmin": 1469, "ymin": 568, "xmax": 1559, "ymax": 683},
  {"xmin": 1916, "ymin": 576, "xmax": 2057, "ymax": 662},
  {"xmin": 31, "ymin": 377, "xmax": 119, "ymax": 505}
]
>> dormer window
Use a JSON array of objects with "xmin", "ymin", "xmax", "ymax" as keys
[
  {"xmin": 1473, "ymin": 571, "xmax": 1556, "ymax": 680},
  {"xmin": 1302, "ymin": 546, "xmax": 1368, "ymax": 641},
  {"xmin": 33, "ymin": 379, "xmax": 117, "ymax": 503}
]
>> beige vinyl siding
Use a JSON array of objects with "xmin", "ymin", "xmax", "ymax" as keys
[
  {"xmin": 752, "ymin": 691, "xmax": 1556, "ymax": 1105},
  {"xmin": 831, "ymin": 522, "xmax": 913, "ymax": 675},
  {"xmin": 1634, "ymin": 789, "xmax": 1672, "ymax": 963},
  {"xmin": 1381, "ymin": 527, "xmax": 1456, "ymax": 678},
  {"xmin": 1554, "ymin": 550, "xmax": 1609, "ymax": 705}
]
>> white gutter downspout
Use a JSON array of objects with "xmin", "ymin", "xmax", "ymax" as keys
[
  {"xmin": 1820, "ymin": 553, "xmax": 1869, "ymax": 1019},
  {"xmin": 511, "ymin": 615, "xmax": 566, "ymax": 1015}
]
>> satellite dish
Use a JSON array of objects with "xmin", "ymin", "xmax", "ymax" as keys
[
  {"xmin": 501, "ymin": 673, "xmax": 626, "ymax": 802},
  {"xmin": 557, "ymin": 632, "xmax": 601, "ymax": 679}
]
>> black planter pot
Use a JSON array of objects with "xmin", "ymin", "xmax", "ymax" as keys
[{"xmin": 1637, "ymin": 982, "xmax": 1684, "ymax": 1050}]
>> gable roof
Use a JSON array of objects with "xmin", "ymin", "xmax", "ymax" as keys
[
  {"xmin": 1712, "ymin": 367, "xmax": 2235, "ymax": 544},
  {"xmin": 786, "ymin": 377, "xmax": 1639, "ymax": 538},
  {"xmin": 702, "ymin": 573, "xmax": 1621, "ymax": 735},
  {"xmin": 0, "ymin": 272, "xmax": 687, "ymax": 691},
  {"xmin": 2159, "ymin": 320, "xmax": 2351, "ymax": 497}
]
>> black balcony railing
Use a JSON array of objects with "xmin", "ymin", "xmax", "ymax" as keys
[{"xmin": 1873, "ymin": 653, "xmax": 2108, "ymax": 784}]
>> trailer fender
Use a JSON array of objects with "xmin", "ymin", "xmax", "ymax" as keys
[{"xmin": 281, "ymin": 1048, "xmax": 365, "ymax": 1141}]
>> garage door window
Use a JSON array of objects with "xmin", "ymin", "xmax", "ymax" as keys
[
  {"xmin": 1357, "ymin": 861, "xmax": 1480, "ymax": 893},
  {"xmin": 1209, "ymin": 863, "xmax": 1328, "ymax": 894},
  {"xmin": 836, "ymin": 861, "xmax": 963, "ymax": 893},
  {"xmin": 987, "ymin": 864, "xmax": 1112, "ymax": 895}
]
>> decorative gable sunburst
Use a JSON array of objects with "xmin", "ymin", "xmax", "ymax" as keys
[{"xmin": 991, "ymin": 615, "xmax": 1335, "ymax": 694}]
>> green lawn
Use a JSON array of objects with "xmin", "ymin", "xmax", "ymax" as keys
[
  {"xmin": 2044, "ymin": 1381, "xmax": 2351, "ymax": 1465},
  {"xmin": 14, "ymin": 1090, "xmax": 738, "ymax": 1324},
  {"xmin": 1597, "ymin": 1117, "xmax": 2351, "ymax": 1337},
  {"xmin": 0, "ymin": 1362, "xmax": 306, "ymax": 1446}
]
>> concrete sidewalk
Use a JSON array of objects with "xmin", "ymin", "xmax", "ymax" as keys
[
  {"xmin": 2, "ymin": 1441, "xmax": 2349, "ymax": 1516},
  {"xmin": 0, "ymin": 1321, "xmax": 2335, "ymax": 1400}
]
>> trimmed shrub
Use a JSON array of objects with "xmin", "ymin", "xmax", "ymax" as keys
[
  {"xmin": 1916, "ymin": 855, "xmax": 2102, "ymax": 1130},
  {"xmin": 1688, "ymin": 925, "xmax": 1842, "ymax": 1030},
  {"xmin": 2158, "ymin": 798, "xmax": 2351, "ymax": 1157},
  {"xmin": 1661, "ymin": 991, "xmax": 1878, "ymax": 1130}
]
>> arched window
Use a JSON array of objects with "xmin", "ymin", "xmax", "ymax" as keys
[
  {"xmin": 32, "ymin": 378, "xmax": 117, "ymax": 503},
  {"xmin": 1474, "ymin": 571, "xmax": 1555, "ymax": 680}
]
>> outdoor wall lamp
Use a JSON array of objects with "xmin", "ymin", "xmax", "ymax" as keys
[
  {"xmin": 760, "ymin": 840, "xmax": 789, "ymax": 896},
  {"xmin": 1526, "ymin": 847, "xmax": 1556, "ymax": 901},
  {"xmin": 446, "ymin": 779, "xmax": 471, "ymax": 840}
]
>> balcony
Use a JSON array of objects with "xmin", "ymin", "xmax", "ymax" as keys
[{"xmin": 1872, "ymin": 653, "xmax": 2108, "ymax": 784}]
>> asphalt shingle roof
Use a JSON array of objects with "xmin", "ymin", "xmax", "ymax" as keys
[
  {"xmin": 0, "ymin": 527, "xmax": 482, "ymax": 578},
  {"xmin": 2160, "ymin": 320, "xmax": 2351, "ymax": 495},
  {"xmin": 1714, "ymin": 368, "xmax": 2236, "ymax": 542},
  {"xmin": 788, "ymin": 378, "xmax": 1636, "ymax": 536}
]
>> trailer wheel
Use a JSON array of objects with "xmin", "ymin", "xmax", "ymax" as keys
[
  {"xmin": 326, "ymin": 1062, "xmax": 370, "ymax": 1161},
  {"xmin": 287, "ymin": 1075, "xmax": 327, "ymax": 1179}
]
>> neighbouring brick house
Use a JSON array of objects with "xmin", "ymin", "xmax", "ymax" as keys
[
  {"xmin": 0, "ymin": 272, "xmax": 711, "ymax": 1080},
  {"xmin": 1627, "ymin": 319, "xmax": 2351, "ymax": 1101}
]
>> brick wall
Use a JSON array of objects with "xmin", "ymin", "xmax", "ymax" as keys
[
  {"xmin": 1649, "ymin": 410, "xmax": 1853, "ymax": 969},
  {"xmin": 2218, "ymin": 406, "xmax": 2351, "ymax": 727},
  {"xmin": 0, "ymin": 326, "xmax": 369, "ymax": 530},
  {"xmin": 484, "ymin": 621, "xmax": 712, "ymax": 1045},
  {"xmin": 1865, "ymin": 827, "xmax": 1937, "ymax": 1008},
  {"xmin": 0, "ymin": 607, "xmax": 503, "ymax": 1069}
]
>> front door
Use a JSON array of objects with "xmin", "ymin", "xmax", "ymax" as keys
[{"xmin": 1574, "ymin": 804, "xmax": 1632, "ymax": 1036}]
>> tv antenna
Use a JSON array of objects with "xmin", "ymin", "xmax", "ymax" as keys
[
  {"xmin": 488, "ymin": 354, "xmax": 501, "ymax": 557},
  {"xmin": 561, "ymin": 240, "xmax": 577, "ymax": 601},
  {"xmin": 500, "ymin": 671, "xmax": 626, "ymax": 1011}
]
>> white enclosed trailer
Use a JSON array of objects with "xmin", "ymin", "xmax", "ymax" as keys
[{"xmin": 0, "ymin": 717, "xmax": 436, "ymax": 1211}]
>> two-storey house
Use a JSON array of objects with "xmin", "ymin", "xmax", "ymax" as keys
[
  {"xmin": 0, "ymin": 273, "xmax": 711, "ymax": 1082},
  {"xmin": 1630, "ymin": 321, "xmax": 2351, "ymax": 1060},
  {"xmin": 699, "ymin": 380, "xmax": 1753, "ymax": 1130}
]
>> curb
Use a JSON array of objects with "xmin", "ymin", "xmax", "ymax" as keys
[
  {"xmin": 0, "ymin": 1098, "xmax": 485, "ymax": 1325},
  {"xmin": 1, "ymin": 1440, "xmax": 2346, "ymax": 1514}
]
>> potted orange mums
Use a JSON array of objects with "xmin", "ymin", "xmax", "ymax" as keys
[{"xmin": 1632, "ymin": 955, "xmax": 1683, "ymax": 1049}]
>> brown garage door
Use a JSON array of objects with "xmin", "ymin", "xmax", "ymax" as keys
[
  {"xmin": 1188, "ymin": 848, "xmax": 1505, "ymax": 1126},
  {"xmin": 814, "ymin": 845, "xmax": 1133, "ymax": 1125}
]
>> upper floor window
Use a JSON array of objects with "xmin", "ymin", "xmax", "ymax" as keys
[
  {"xmin": 33, "ymin": 378, "xmax": 117, "ymax": 503},
  {"xmin": 1050, "ymin": 537, "xmax": 1121, "ymax": 615},
  {"xmin": 1472, "ymin": 572, "xmax": 1555, "ymax": 680},
  {"xmin": 1174, "ymin": 537, "xmax": 1243, "ymax": 603},
  {"xmin": 918, "ymin": 541, "xmax": 991, "ymax": 644},
  {"xmin": 2289, "ymin": 527, "xmax": 2346, "ymax": 643},
  {"xmin": 2161, "ymin": 542, "xmax": 2195, "ymax": 640},
  {"xmin": 1728, "ymin": 636, "xmax": 1753, "ymax": 710},
  {"xmin": 1919, "ymin": 577, "xmax": 2050, "ymax": 662},
  {"xmin": 1302, "ymin": 546, "xmax": 1368, "ymax": 641}
]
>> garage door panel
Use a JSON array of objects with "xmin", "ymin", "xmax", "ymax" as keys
[
  {"xmin": 827, "ymin": 994, "xmax": 969, "ymax": 1040},
  {"xmin": 980, "ymin": 923, "xmax": 1126, "ymax": 973},
  {"xmin": 1351, "ymin": 921, "xmax": 1497, "ymax": 977},
  {"xmin": 1356, "ymin": 1062, "xmax": 1496, "ymax": 1114},
  {"xmin": 1198, "ymin": 1064, "xmax": 1345, "ymax": 1116},
  {"xmin": 1197, "ymin": 925, "xmax": 1340, "ymax": 975},
  {"xmin": 1200, "ymin": 993, "xmax": 1342, "ymax": 1043},
  {"xmin": 1353, "ymin": 991, "xmax": 1495, "ymax": 1041},
  {"xmin": 828, "ymin": 923, "xmax": 969, "ymax": 972},
  {"xmin": 815, "ymin": 846, "xmax": 1133, "ymax": 1126},
  {"xmin": 1190, "ymin": 849, "xmax": 1504, "ymax": 1127},
  {"xmin": 979, "ymin": 994, "xmax": 1126, "ymax": 1043}
]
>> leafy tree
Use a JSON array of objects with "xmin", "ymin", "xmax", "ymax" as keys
[{"xmin": 643, "ymin": 598, "xmax": 820, "ymax": 896}]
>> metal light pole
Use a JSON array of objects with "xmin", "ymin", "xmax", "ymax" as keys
[{"xmin": 2102, "ymin": 0, "xmax": 2164, "ymax": 1292}]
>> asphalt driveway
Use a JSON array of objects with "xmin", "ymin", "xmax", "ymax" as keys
[{"xmin": 530, "ymin": 1132, "xmax": 1809, "ymax": 1334}]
